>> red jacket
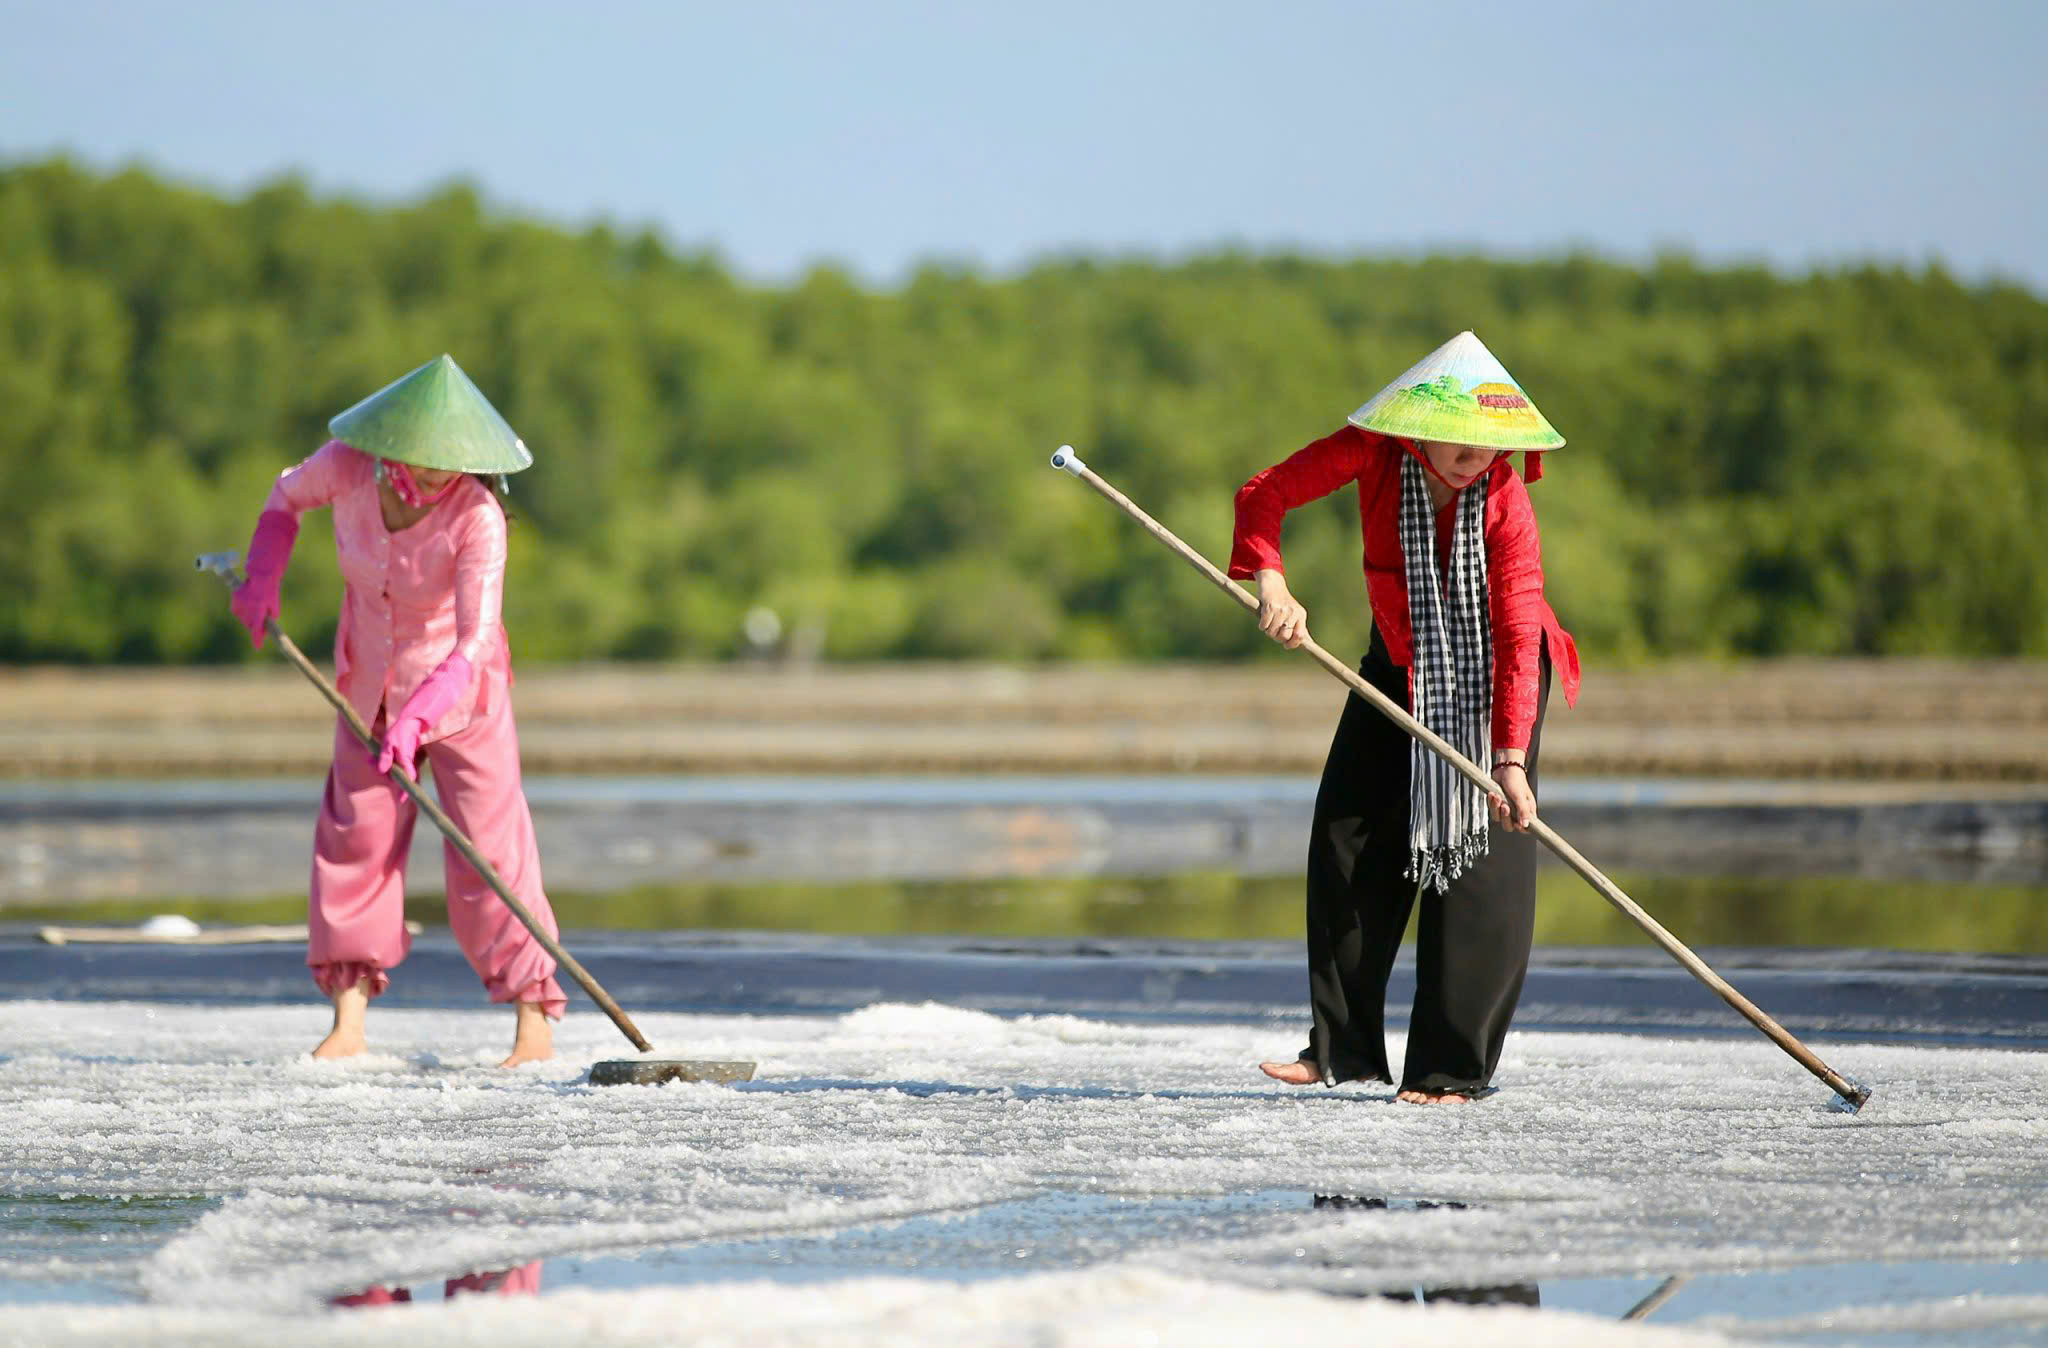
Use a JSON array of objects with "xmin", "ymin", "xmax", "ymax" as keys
[{"xmin": 1228, "ymin": 425, "xmax": 1580, "ymax": 750}]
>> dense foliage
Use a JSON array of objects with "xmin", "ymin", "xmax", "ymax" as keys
[{"xmin": 5, "ymin": 159, "xmax": 2044, "ymax": 664}]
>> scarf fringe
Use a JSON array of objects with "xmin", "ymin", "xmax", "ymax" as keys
[{"xmin": 1406, "ymin": 826, "xmax": 1492, "ymax": 895}]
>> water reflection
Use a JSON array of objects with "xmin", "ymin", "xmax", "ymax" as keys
[
  {"xmin": 1380, "ymin": 1283, "xmax": 1542, "ymax": 1308},
  {"xmin": 332, "ymin": 1261, "xmax": 541, "ymax": 1307},
  {"xmin": 1621, "ymin": 1273, "xmax": 1689, "ymax": 1321},
  {"xmin": 1312, "ymin": 1193, "xmax": 1468, "ymax": 1213},
  {"xmin": 1312, "ymin": 1195, "xmax": 1539, "ymax": 1308},
  {"xmin": 1310, "ymin": 1195, "xmax": 1697, "ymax": 1322}
]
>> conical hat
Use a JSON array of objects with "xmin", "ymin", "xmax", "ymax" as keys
[
  {"xmin": 328, "ymin": 355, "xmax": 533, "ymax": 473},
  {"xmin": 1348, "ymin": 332, "xmax": 1564, "ymax": 451}
]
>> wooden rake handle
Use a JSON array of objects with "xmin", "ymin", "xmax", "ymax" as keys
[
  {"xmin": 1048, "ymin": 447, "xmax": 1871, "ymax": 1111},
  {"xmin": 196, "ymin": 553, "xmax": 654, "ymax": 1053}
]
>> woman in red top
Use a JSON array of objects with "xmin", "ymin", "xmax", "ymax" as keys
[{"xmin": 1228, "ymin": 332, "xmax": 1580, "ymax": 1103}]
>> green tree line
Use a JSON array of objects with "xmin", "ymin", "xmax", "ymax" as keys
[{"xmin": 4, "ymin": 158, "xmax": 2044, "ymax": 665}]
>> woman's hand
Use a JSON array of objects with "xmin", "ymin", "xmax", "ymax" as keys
[
  {"xmin": 1255, "ymin": 569, "xmax": 1310, "ymax": 649},
  {"xmin": 1490, "ymin": 761, "xmax": 1536, "ymax": 832},
  {"xmin": 229, "ymin": 578, "xmax": 280, "ymax": 649}
]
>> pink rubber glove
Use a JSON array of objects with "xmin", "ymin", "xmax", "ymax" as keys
[
  {"xmin": 376, "ymin": 653, "xmax": 475, "ymax": 774},
  {"xmin": 230, "ymin": 510, "xmax": 299, "ymax": 648}
]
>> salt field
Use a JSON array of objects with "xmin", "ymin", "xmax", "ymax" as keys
[
  {"xmin": 5, "ymin": 758, "xmax": 2045, "ymax": 1345},
  {"xmin": 3, "ymin": 935, "xmax": 2046, "ymax": 1345}
]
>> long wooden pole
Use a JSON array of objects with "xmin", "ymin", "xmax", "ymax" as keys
[
  {"xmin": 196, "ymin": 554, "xmax": 654, "ymax": 1053},
  {"xmin": 1048, "ymin": 448, "xmax": 1872, "ymax": 1111}
]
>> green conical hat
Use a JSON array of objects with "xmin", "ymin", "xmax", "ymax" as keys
[
  {"xmin": 328, "ymin": 355, "xmax": 533, "ymax": 473},
  {"xmin": 1348, "ymin": 331, "xmax": 1564, "ymax": 451}
]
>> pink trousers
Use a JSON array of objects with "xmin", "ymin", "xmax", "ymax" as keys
[{"xmin": 308, "ymin": 697, "xmax": 567, "ymax": 1018}]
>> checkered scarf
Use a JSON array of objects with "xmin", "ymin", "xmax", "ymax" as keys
[{"xmin": 1398, "ymin": 454, "xmax": 1493, "ymax": 892}]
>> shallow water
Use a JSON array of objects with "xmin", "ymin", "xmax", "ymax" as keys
[
  {"xmin": 315, "ymin": 1192, "xmax": 2048, "ymax": 1337},
  {"xmin": 14, "ymin": 1185, "xmax": 2043, "ymax": 1345},
  {"xmin": 2, "ymin": 937, "xmax": 2047, "ymax": 1345},
  {"xmin": 9, "ymin": 774, "xmax": 2045, "ymax": 911},
  {"xmin": 14, "ymin": 865, "xmax": 2048, "ymax": 954},
  {"xmin": 0, "ymin": 772, "xmax": 2032, "ymax": 809},
  {"xmin": 0, "ymin": 1193, "xmax": 217, "ymax": 1306}
]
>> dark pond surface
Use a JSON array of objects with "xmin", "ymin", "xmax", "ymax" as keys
[{"xmin": 6, "ymin": 928, "xmax": 2047, "ymax": 1047}]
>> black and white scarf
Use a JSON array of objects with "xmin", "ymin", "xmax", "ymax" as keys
[{"xmin": 1398, "ymin": 454, "xmax": 1492, "ymax": 892}]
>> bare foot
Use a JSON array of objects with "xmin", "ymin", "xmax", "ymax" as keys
[
  {"xmin": 1259, "ymin": 1059, "xmax": 1319, "ymax": 1086},
  {"xmin": 500, "ymin": 1001, "xmax": 553, "ymax": 1068},
  {"xmin": 1396, "ymin": 1088, "xmax": 1473, "ymax": 1104},
  {"xmin": 312, "ymin": 977, "xmax": 372, "ymax": 1059},
  {"xmin": 311, "ymin": 1025, "xmax": 367, "ymax": 1059}
]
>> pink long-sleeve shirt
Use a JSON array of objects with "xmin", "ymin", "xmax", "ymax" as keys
[
  {"xmin": 1229, "ymin": 426, "xmax": 1581, "ymax": 751},
  {"xmin": 262, "ymin": 440, "xmax": 512, "ymax": 739}
]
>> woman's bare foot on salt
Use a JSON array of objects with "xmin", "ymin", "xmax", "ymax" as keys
[
  {"xmin": 1259, "ymin": 1059, "xmax": 1319, "ymax": 1085},
  {"xmin": 1396, "ymin": 1087, "xmax": 1473, "ymax": 1104},
  {"xmin": 312, "ymin": 978, "xmax": 371, "ymax": 1059},
  {"xmin": 311, "ymin": 1026, "xmax": 367, "ymax": 1059},
  {"xmin": 500, "ymin": 1001, "xmax": 554, "ymax": 1068}
]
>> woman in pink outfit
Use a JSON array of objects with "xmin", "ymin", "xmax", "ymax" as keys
[{"xmin": 229, "ymin": 356, "xmax": 565, "ymax": 1066}]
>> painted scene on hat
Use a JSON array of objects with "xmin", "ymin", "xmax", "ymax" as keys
[{"xmin": 1349, "ymin": 331, "xmax": 1565, "ymax": 452}]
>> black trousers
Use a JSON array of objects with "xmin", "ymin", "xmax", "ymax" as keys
[{"xmin": 1300, "ymin": 630, "xmax": 1551, "ymax": 1094}]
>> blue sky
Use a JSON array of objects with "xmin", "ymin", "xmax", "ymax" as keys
[{"xmin": 5, "ymin": 1, "xmax": 2044, "ymax": 291}]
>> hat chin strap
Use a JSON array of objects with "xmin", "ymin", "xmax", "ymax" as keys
[
  {"xmin": 1401, "ymin": 438, "xmax": 1504, "ymax": 492},
  {"xmin": 380, "ymin": 459, "xmax": 461, "ymax": 508}
]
